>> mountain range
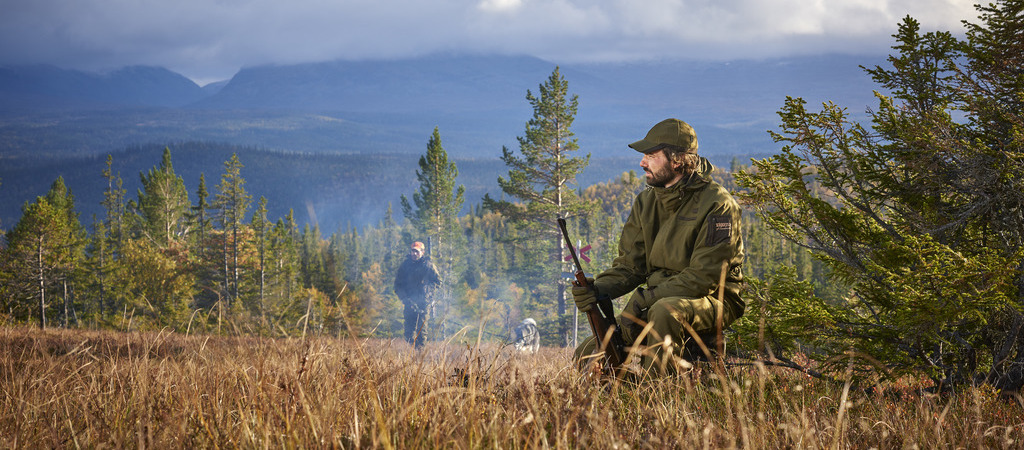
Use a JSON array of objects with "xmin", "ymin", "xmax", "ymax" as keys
[
  {"xmin": 0, "ymin": 53, "xmax": 887, "ymax": 228},
  {"xmin": 0, "ymin": 53, "xmax": 885, "ymax": 158}
]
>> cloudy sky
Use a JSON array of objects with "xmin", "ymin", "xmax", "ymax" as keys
[{"xmin": 1, "ymin": 0, "xmax": 977, "ymax": 85}]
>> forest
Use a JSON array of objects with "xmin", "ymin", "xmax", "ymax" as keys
[{"xmin": 1, "ymin": 1, "xmax": 1023, "ymax": 395}]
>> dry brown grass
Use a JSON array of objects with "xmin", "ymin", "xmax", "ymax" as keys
[{"xmin": 1, "ymin": 325, "xmax": 1022, "ymax": 449}]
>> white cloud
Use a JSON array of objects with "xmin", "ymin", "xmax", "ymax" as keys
[{"xmin": 478, "ymin": 0, "xmax": 524, "ymax": 12}]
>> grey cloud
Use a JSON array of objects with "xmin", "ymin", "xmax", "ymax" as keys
[{"xmin": 0, "ymin": 0, "xmax": 978, "ymax": 84}]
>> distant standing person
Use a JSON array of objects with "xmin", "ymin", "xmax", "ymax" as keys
[{"xmin": 394, "ymin": 241, "xmax": 442, "ymax": 349}]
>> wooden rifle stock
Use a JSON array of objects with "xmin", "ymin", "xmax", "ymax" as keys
[{"xmin": 558, "ymin": 218, "xmax": 627, "ymax": 373}]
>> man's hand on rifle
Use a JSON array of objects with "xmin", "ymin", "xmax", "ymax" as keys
[{"xmin": 571, "ymin": 277, "xmax": 598, "ymax": 312}]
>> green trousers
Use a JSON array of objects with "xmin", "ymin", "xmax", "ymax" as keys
[{"xmin": 573, "ymin": 291, "xmax": 735, "ymax": 375}]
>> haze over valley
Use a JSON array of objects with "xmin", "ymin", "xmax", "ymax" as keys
[{"xmin": 1, "ymin": 53, "xmax": 883, "ymax": 228}]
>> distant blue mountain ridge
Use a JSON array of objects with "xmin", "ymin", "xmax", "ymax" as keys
[
  {"xmin": 0, "ymin": 64, "xmax": 207, "ymax": 109},
  {"xmin": 0, "ymin": 53, "xmax": 885, "ymax": 161},
  {"xmin": 0, "ymin": 54, "xmax": 890, "ymax": 228}
]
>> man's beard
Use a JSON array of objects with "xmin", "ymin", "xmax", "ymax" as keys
[{"xmin": 644, "ymin": 165, "xmax": 677, "ymax": 188}]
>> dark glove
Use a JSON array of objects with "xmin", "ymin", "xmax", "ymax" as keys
[
  {"xmin": 634, "ymin": 286, "xmax": 657, "ymax": 313},
  {"xmin": 622, "ymin": 287, "xmax": 656, "ymax": 330},
  {"xmin": 571, "ymin": 277, "xmax": 598, "ymax": 312},
  {"xmin": 618, "ymin": 289, "xmax": 651, "ymax": 342}
]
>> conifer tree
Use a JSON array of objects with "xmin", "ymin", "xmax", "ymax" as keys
[
  {"xmin": 214, "ymin": 153, "xmax": 251, "ymax": 307},
  {"xmin": 3, "ymin": 178, "xmax": 82, "ymax": 328},
  {"xmin": 95, "ymin": 156, "xmax": 128, "ymax": 318},
  {"xmin": 191, "ymin": 173, "xmax": 210, "ymax": 255},
  {"xmin": 251, "ymin": 196, "xmax": 269, "ymax": 322},
  {"xmin": 280, "ymin": 211, "xmax": 300, "ymax": 301},
  {"xmin": 188, "ymin": 173, "xmax": 223, "ymax": 311},
  {"xmin": 101, "ymin": 155, "xmax": 127, "ymax": 251},
  {"xmin": 484, "ymin": 67, "xmax": 590, "ymax": 345},
  {"xmin": 300, "ymin": 224, "xmax": 328, "ymax": 294},
  {"xmin": 265, "ymin": 211, "xmax": 301, "ymax": 327},
  {"xmin": 4, "ymin": 199, "xmax": 65, "ymax": 328},
  {"xmin": 735, "ymin": 1, "xmax": 1024, "ymax": 391},
  {"xmin": 137, "ymin": 148, "xmax": 190, "ymax": 247},
  {"xmin": 83, "ymin": 216, "xmax": 106, "ymax": 319},
  {"xmin": 44, "ymin": 177, "xmax": 86, "ymax": 326},
  {"xmin": 401, "ymin": 127, "xmax": 466, "ymax": 251}
]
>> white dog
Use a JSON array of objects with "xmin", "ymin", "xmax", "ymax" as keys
[{"xmin": 512, "ymin": 318, "xmax": 540, "ymax": 353}]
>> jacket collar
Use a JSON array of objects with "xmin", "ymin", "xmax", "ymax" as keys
[{"xmin": 651, "ymin": 157, "xmax": 714, "ymax": 209}]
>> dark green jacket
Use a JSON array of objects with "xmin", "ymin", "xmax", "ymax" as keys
[
  {"xmin": 394, "ymin": 256, "xmax": 441, "ymax": 308},
  {"xmin": 593, "ymin": 158, "xmax": 745, "ymax": 321}
]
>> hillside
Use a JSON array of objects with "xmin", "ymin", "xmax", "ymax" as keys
[
  {"xmin": 0, "ymin": 64, "xmax": 206, "ymax": 110},
  {"xmin": 0, "ymin": 54, "xmax": 884, "ymax": 160},
  {"xmin": 0, "ymin": 142, "xmax": 639, "ymax": 229}
]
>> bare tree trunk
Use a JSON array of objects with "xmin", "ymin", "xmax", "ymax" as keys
[
  {"xmin": 232, "ymin": 221, "xmax": 239, "ymax": 304},
  {"xmin": 555, "ymin": 137, "xmax": 568, "ymax": 347},
  {"xmin": 36, "ymin": 239, "xmax": 45, "ymax": 330},
  {"xmin": 557, "ymin": 232, "xmax": 568, "ymax": 346},
  {"xmin": 259, "ymin": 242, "xmax": 265, "ymax": 325},
  {"xmin": 222, "ymin": 231, "xmax": 230, "ymax": 308},
  {"xmin": 99, "ymin": 244, "xmax": 107, "ymax": 319},
  {"xmin": 63, "ymin": 280, "xmax": 68, "ymax": 328}
]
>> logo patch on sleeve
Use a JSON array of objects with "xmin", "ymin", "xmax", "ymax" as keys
[{"xmin": 707, "ymin": 215, "xmax": 732, "ymax": 246}]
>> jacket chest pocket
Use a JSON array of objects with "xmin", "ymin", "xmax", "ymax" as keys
[{"xmin": 650, "ymin": 208, "xmax": 702, "ymax": 267}]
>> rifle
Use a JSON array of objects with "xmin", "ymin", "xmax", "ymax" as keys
[{"xmin": 558, "ymin": 217, "xmax": 627, "ymax": 374}]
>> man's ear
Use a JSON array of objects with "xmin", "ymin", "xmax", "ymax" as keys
[{"xmin": 670, "ymin": 153, "xmax": 684, "ymax": 171}]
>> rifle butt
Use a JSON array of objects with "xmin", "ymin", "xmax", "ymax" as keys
[{"xmin": 586, "ymin": 308, "xmax": 626, "ymax": 369}]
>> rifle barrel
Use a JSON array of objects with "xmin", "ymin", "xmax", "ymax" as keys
[{"xmin": 557, "ymin": 218, "xmax": 585, "ymax": 276}]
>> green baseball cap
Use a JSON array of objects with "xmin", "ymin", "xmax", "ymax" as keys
[{"xmin": 628, "ymin": 118, "xmax": 698, "ymax": 154}]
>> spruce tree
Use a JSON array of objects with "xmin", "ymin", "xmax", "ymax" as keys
[
  {"xmin": 484, "ymin": 67, "xmax": 590, "ymax": 345},
  {"xmin": 735, "ymin": 1, "xmax": 1024, "ymax": 391},
  {"xmin": 251, "ymin": 196, "xmax": 269, "ymax": 322},
  {"xmin": 96, "ymin": 156, "xmax": 127, "ymax": 318},
  {"xmin": 101, "ymin": 155, "xmax": 126, "ymax": 251},
  {"xmin": 191, "ymin": 173, "xmax": 210, "ymax": 255}
]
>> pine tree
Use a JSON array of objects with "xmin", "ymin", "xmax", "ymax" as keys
[{"xmin": 484, "ymin": 67, "xmax": 590, "ymax": 345}]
